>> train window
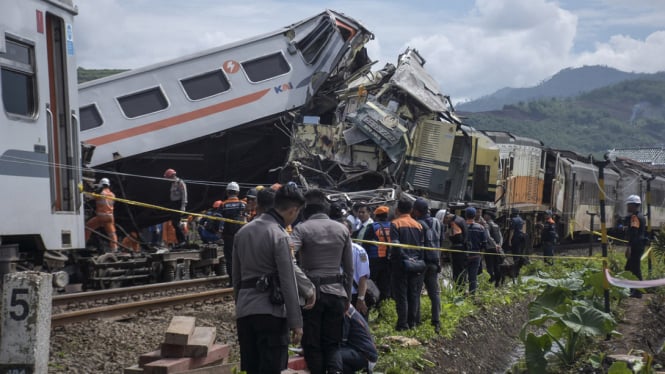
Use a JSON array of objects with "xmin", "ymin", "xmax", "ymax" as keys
[
  {"xmin": 241, "ymin": 52, "xmax": 290, "ymax": 82},
  {"xmin": 296, "ymin": 18, "xmax": 333, "ymax": 64},
  {"xmin": 0, "ymin": 39, "xmax": 36, "ymax": 117},
  {"xmin": 180, "ymin": 70, "xmax": 230, "ymax": 100},
  {"xmin": 117, "ymin": 87, "xmax": 168, "ymax": 118},
  {"xmin": 79, "ymin": 104, "xmax": 103, "ymax": 131}
]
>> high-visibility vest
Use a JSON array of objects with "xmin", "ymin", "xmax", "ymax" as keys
[{"xmin": 373, "ymin": 222, "xmax": 391, "ymax": 258}]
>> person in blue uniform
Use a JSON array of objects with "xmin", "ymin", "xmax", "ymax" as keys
[{"xmin": 624, "ymin": 194, "xmax": 647, "ymax": 298}]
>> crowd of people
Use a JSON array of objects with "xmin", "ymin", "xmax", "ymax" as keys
[
  {"xmin": 227, "ymin": 184, "xmax": 552, "ymax": 374},
  {"xmin": 84, "ymin": 170, "xmax": 650, "ymax": 373}
]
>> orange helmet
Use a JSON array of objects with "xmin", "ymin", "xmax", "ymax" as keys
[
  {"xmin": 164, "ymin": 168, "xmax": 176, "ymax": 178},
  {"xmin": 212, "ymin": 200, "xmax": 223, "ymax": 209}
]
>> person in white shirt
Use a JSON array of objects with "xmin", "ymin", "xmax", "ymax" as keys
[{"xmin": 341, "ymin": 218, "xmax": 371, "ymax": 319}]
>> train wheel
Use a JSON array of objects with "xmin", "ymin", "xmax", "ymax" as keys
[
  {"xmin": 163, "ymin": 263, "xmax": 176, "ymax": 282},
  {"xmin": 95, "ymin": 253, "xmax": 122, "ymax": 289}
]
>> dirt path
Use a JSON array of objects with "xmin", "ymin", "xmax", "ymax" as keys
[
  {"xmin": 422, "ymin": 293, "xmax": 665, "ymax": 373},
  {"xmin": 423, "ymin": 298, "xmax": 531, "ymax": 374},
  {"xmin": 600, "ymin": 293, "xmax": 665, "ymax": 364}
]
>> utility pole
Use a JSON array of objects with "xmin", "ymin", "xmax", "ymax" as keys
[
  {"xmin": 593, "ymin": 158, "xmax": 610, "ymax": 315},
  {"xmin": 586, "ymin": 211, "xmax": 597, "ymax": 257}
]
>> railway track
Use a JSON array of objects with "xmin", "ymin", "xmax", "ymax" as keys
[{"xmin": 52, "ymin": 276, "xmax": 233, "ymax": 327}]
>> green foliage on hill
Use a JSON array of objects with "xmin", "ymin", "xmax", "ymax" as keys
[
  {"xmin": 77, "ymin": 67, "xmax": 128, "ymax": 84},
  {"xmin": 462, "ymin": 78, "xmax": 665, "ymax": 156},
  {"xmin": 457, "ymin": 66, "xmax": 648, "ymax": 112}
]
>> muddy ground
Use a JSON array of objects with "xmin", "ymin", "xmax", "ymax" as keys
[
  {"xmin": 421, "ymin": 292, "xmax": 665, "ymax": 374},
  {"xmin": 48, "ymin": 290, "xmax": 665, "ymax": 373}
]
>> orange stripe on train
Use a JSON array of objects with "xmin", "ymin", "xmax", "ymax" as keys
[{"xmin": 87, "ymin": 88, "xmax": 271, "ymax": 146}]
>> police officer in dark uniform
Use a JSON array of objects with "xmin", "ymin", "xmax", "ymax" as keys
[
  {"xmin": 292, "ymin": 189, "xmax": 353, "ymax": 374},
  {"xmin": 541, "ymin": 210, "xmax": 558, "ymax": 265},
  {"xmin": 232, "ymin": 184, "xmax": 306, "ymax": 374},
  {"xmin": 482, "ymin": 209, "xmax": 503, "ymax": 287},
  {"xmin": 412, "ymin": 198, "xmax": 442, "ymax": 333},
  {"xmin": 509, "ymin": 208, "xmax": 526, "ymax": 265},
  {"xmin": 465, "ymin": 207, "xmax": 487, "ymax": 294},
  {"xmin": 443, "ymin": 211, "xmax": 468, "ymax": 288},
  {"xmin": 624, "ymin": 194, "xmax": 647, "ymax": 298}
]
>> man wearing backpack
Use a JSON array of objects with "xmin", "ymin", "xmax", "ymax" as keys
[
  {"xmin": 221, "ymin": 181, "xmax": 247, "ymax": 283},
  {"xmin": 370, "ymin": 206, "xmax": 392, "ymax": 304},
  {"xmin": 412, "ymin": 198, "xmax": 442, "ymax": 333},
  {"xmin": 465, "ymin": 207, "xmax": 488, "ymax": 294}
]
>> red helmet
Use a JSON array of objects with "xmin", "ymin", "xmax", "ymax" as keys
[
  {"xmin": 164, "ymin": 168, "xmax": 176, "ymax": 178},
  {"xmin": 212, "ymin": 200, "xmax": 223, "ymax": 208}
]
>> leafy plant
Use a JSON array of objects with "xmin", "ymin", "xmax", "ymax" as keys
[{"xmin": 519, "ymin": 268, "xmax": 618, "ymax": 372}]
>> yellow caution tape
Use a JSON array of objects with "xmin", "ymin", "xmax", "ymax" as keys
[
  {"xmin": 352, "ymin": 238, "xmax": 604, "ymax": 262},
  {"xmin": 641, "ymin": 246, "xmax": 653, "ymax": 262},
  {"xmin": 83, "ymin": 191, "xmax": 247, "ymax": 225},
  {"xmin": 84, "ymin": 190, "xmax": 606, "ymax": 262}
]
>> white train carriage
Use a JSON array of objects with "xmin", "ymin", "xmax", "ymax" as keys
[
  {"xmin": 0, "ymin": 0, "xmax": 83, "ymax": 269},
  {"xmin": 79, "ymin": 10, "xmax": 373, "ymax": 168},
  {"xmin": 611, "ymin": 158, "xmax": 665, "ymax": 231},
  {"xmin": 648, "ymin": 174, "xmax": 665, "ymax": 229},
  {"xmin": 552, "ymin": 151, "xmax": 619, "ymax": 239}
]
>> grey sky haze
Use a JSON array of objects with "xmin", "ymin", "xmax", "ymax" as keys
[{"xmin": 74, "ymin": 0, "xmax": 665, "ymax": 102}]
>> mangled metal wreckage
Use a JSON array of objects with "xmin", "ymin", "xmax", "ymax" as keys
[
  {"xmin": 80, "ymin": 11, "xmax": 497, "ymax": 230},
  {"xmin": 284, "ymin": 48, "xmax": 498, "ymax": 209}
]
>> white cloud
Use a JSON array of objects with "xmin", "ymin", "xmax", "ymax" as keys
[
  {"xmin": 407, "ymin": 0, "xmax": 578, "ymax": 101},
  {"xmin": 74, "ymin": 0, "xmax": 665, "ymax": 102},
  {"xmin": 574, "ymin": 31, "xmax": 665, "ymax": 73}
]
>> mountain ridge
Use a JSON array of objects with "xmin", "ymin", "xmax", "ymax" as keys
[{"xmin": 457, "ymin": 66, "xmax": 665, "ymax": 112}]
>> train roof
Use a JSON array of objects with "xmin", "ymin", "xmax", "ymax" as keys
[
  {"xmin": 608, "ymin": 147, "xmax": 665, "ymax": 166},
  {"xmin": 79, "ymin": 9, "xmax": 371, "ymax": 88},
  {"xmin": 479, "ymin": 130, "xmax": 543, "ymax": 147}
]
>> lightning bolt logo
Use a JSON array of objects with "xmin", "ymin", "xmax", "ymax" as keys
[{"xmin": 223, "ymin": 60, "xmax": 240, "ymax": 74}]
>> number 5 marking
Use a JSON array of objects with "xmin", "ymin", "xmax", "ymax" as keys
[{"xmin": 9, "ymin": 288, "xmax": 29, "ymax": 321}]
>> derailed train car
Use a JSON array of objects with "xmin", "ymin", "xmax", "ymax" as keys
[
  {"xmin": 484, "ymin": 129, "xmax": 664, "ymax": 247},
  {"xmin": 79, "ymin": 10, "xmax": 375, "ymax": 228},
  {"xmin": 283, "ymin": 48, "xmax": 499, "ymax": 210}
]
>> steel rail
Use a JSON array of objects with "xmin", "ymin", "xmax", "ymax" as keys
[
  {"xmin": 52, "ymin": 276, "xmax": 228, "ymax": 309},
  {"xmin": 51, "ymin": 287, "xmax": 233, "ymax": 327}
]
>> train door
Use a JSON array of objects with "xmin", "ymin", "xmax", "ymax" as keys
[{"xmin": 45, "ymin": 12, "xmax": 78, "ymax": 213}]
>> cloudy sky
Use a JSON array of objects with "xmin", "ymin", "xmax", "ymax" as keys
[{"xmin": 74, "ymin": 0, "xmax": 665, "ymax": 102}]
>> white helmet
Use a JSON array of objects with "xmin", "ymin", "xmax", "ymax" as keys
[
  {"xmin": 99, "ymin": 178, "xmax": 110, "ymax": 187},
  {"xmin": 626, "ymin": 195, "xmax": 641, "ymax": 205},
  {"xmin": 226, "ymin": 181, "xmax": 240, "ymax": 192}
]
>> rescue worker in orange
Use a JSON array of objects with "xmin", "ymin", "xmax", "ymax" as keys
[{"xmin": 85, "ymin": 178, "xmax": 118, "ymax": 252}]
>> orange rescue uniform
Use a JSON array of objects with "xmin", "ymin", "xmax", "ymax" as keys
[{"xmin": 85, "ymin": 187, "xmax": 118, "ymax": 251}]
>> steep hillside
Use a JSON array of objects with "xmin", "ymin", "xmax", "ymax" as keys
[
  {"xmin": 77, "ymin": 67, "xmax": 128, "ymax": 84},
  {"xmin": 457, "ymin": 66, "xmax": 664, "ymax": 112},
  {"xmin": 462, "ymin": 78, "xmax": 665, "ymax": 156}
]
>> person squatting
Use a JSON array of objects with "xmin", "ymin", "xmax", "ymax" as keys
[{"xmin": 230, "ymin": 185, "xmax": 553, "ymax": 373}]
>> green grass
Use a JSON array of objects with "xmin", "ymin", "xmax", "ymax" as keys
[{"xmin": 372, "ymin": 244, "xmax": 665, "ymax": 373}]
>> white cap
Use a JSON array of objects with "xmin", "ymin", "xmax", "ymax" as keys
[{"xmin": 99, "ymin": 178, "xmax": 110, "ymax": 187}]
